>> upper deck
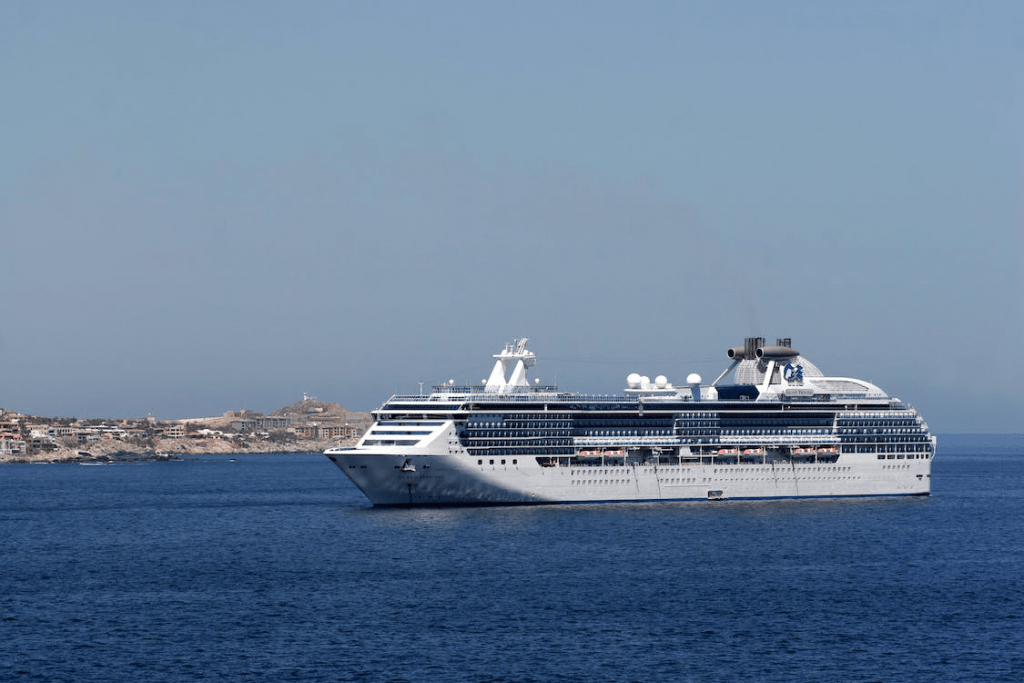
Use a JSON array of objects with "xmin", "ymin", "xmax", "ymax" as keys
[
  {"xmin": 356, "ymin": 338, "xmax": 932, "ymax": 461},
  {"xmin": 377, "ymin": 387, "xmax": 901, "ymax": 416},
  {"xmin": 378, "ymin": 336, "xmax": 892, "ymax": 416}
]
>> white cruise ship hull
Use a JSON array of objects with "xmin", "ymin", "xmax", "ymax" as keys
[{"xmin": 326, "ymin": 448, "xmax": 931, "ymax": 507}]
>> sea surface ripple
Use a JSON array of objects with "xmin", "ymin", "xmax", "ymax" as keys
[{"xmin": 2, "ymin": 444, "xmax": 1022, "ymax": 682}]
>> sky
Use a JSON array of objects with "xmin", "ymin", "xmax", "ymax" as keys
[{"xmin": 2, "ymin": 1, "xmax": 1022, "ymax": 433}]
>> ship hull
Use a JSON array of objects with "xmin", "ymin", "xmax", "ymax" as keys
[{"xmin": 326, "ymin": 449, "xmax": 931, "ymax": 507}]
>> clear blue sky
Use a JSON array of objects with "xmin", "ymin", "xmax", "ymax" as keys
[{"xmin": 2, "ymin": 1, "xmax": 1022, "ymax": 432}]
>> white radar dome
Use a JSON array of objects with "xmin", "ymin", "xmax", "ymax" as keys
[
  {"xmin": 655, "ymin": 375, "xmax": 668, "ymax": 389},
  {"xmin": 626, "ymin": 373, "xmax": 642, "ymax": 389},
  {"xmin": 687, "ymin": 373, "xmax": 702, "ymax": 385}
]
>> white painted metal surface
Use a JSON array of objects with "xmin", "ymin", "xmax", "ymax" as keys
[{"xmin": 326, "ymin": 338, "xmax": 935, "ymax": 506}]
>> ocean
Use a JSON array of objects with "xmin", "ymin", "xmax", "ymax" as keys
[{"xmin": 2, "ymin": 440, "xmax": 1022, "ymax": 682}]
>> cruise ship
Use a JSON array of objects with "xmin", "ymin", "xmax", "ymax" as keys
[{"xmin": 326, "ymin": 337, "xmax": 935, "ymax": 506}]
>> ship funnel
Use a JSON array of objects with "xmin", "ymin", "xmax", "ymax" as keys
[
  {"xmin": 729, "ymin": 336, "xmax": 766, "ymax": 359},
  {"xmin": 756, "ymin": 345, "xmax": 800, "ymax": 359}
]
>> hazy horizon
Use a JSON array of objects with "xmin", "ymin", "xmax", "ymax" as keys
[{"xmin": 3, "ymin": 1, "xmax": 1022, "ymax": 433}]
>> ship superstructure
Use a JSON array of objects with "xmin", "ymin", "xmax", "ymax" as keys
[{"xmin": 326, "ymin": 337, "xmax": 935, "ymax": 506}]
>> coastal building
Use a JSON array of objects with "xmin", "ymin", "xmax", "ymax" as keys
[
  {"xmin": 76, "ymin": 431, "xmax": 102, "ymax": 443},
  {"xmin": 27, "ymin": 436, "xmax": 55, "ymax": 454},
  {"xmin": 0, "ymin": 435, "xmax": 26, "ymax": 455},
  {"xmin": 230, "ymin": 416, "xmax": 295, "ymax": 432},
  {"xmin": 153, "ymin": 424, "xmax": 185, "ymax": 439},
  {"xmin": 294, "ymin": 423, "xmax": 363, "ymax": 440}
]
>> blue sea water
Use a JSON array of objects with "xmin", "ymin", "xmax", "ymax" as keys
[{"xmin": 2, "ymin": 442, "xmax": 1023, "ymax": 683}]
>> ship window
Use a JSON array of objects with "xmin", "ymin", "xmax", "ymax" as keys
[
  {"xmin": 478, "ymin": 460, "xmax": 482, "ymax": 465},
  {"xmin": 513, "ymin": 459, "xmax": 517, "ymax": 464},
  {"xmin": 501, "ymin": 459, "xmax": 506, "ymax": 465},
  {"xmin": 489, "ymin": 459, "xmax": 494, "ymax": 465}
]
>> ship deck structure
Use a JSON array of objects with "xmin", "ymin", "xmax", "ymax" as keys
[{"xmin": 326, "ymin": 337, "xmax": 935, "ymax": 507}]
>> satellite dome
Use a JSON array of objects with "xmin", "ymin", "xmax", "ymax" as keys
[
  {"xmin": 687, "ymin": 373, "xmax": 702, "ymax": 385},
  {"xmin": 655, "ymin": 375, "xmax": 668, "ymax": 389},
  {"xmin": 626, "ymin": 373, "xmax": 642, "ymax": 389}
]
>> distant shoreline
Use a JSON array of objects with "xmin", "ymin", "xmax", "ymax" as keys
[
  {"xmin": 0, "ymin": 435, "xmax": 351, "ymax": 464},
  {"xmin": 1, "ymin": 398, "xmax": 369, "ymax": 464}
]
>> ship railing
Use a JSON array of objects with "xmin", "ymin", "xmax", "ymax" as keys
[
  {"xmin": 717, "ymin": 435, "xmax": 840, "ymax": 445},
  {"xmin": 574, "ymin": 436, "xmax": 683, "ymax": 446},
  {"xmin": 402, "ymin": 392, "xmax": 655, "ymax": 406},
  {"xmin": 839, "ymin": 408, "xmax": 914, "ymax": 418},
  {"xmin": 427, "ymin": 385, "xmax": 563, "ymax": 395}
]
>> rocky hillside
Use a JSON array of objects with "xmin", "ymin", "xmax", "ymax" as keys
[
  {"xmin": 271, "ymin": 398, "xmax": 347, "ymax": 416},
  {"xmin": 271, "ymin": 398, "xmax": 372, "ymax": 428}
]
